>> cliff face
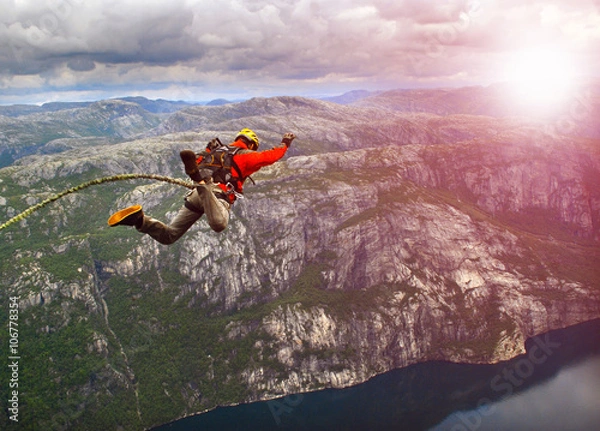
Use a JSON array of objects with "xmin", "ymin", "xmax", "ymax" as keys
[
  {"xmin": 221, "ymin": 138, "xmax": 600, "ymax": 396},
  {"xmin": 0, "ymin": 93, "xmax": 599, "ymax": 430}
]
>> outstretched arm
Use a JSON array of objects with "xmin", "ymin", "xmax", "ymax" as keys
[{"xmin": 234, "ymin": 133, "xmax": 296, "ymax": 177}]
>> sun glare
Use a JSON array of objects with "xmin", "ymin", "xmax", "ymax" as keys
[{"xmin": 503, "ymin": 48, "xmax": 575, "ymax": 110}]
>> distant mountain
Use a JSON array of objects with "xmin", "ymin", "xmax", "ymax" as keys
[
  {"xmin": 0, "ymin": 97, "xmax": 197, "ymax": 118},
  {"xmin": 116, "ymin": 96, "xmax": 197, "ymax": 113},
  {"xmin": 0, "ymin": 99, "xmax": 164, "ymax": 167},
  {"xmin": 352, "ymin": 85, "xmax": 505, "ymax": 115},
  {"xmin": 321, "ymin": 89, "xmax": 380, "ymax": 105},
  {"xmin": 0, "ymin": 101, "xmax": 93, "ymax": 117},
  {"xmin": 352, "ymin": 82, "xmax": 600, "ymax": 138},
  {"xmin": 0, "ymin": 91, "xmax": 599, "ymax": 430},
  {"xmin": 146, "ymin": 95, "xmax": 445, "ymax": 153},
  {"xmin": 205, "ymin": 98, "xmax": 234, "ymax": 106}
]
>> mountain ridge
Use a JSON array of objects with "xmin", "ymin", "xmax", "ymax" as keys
[
  {"xmin": 352, "ymin": 81, "xmax": 600, "ymax": 139},
  {"xmin": 0, "ymin": 88, "xmax": 598, "ymax": 430}
]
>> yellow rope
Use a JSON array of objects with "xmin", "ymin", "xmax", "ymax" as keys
[{"xmin": 0, "ymin": 173, "xmax": 195, "ymax": 231}]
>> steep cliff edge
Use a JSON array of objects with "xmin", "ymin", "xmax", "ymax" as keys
[
  {"xmin": 229, "ymin": 138, "xmax": 600, "ymax": 398},
  {"xmin": 0, "ymin": 97, "xmax": 599, "ymax": 430}
]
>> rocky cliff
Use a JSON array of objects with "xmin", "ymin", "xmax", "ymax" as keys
[{"xmin": 0, "ymin": 91, "xmax": 598, "ymax": 430}]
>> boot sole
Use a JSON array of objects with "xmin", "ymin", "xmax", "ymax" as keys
[{"xmin": 108, "ymin": 205, "xmax": 143, "ymax": 227}]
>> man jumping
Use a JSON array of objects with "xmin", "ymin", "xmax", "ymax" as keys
[{"xmin": 108, "ymin": 129, "xmax": 295, "ymax": 244}]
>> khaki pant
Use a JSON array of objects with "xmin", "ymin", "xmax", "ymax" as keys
[{"xmin": 138, "ymin": 183, "xmax": 231, "ymax": 245}]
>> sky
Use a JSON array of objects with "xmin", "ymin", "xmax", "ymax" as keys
[{"xmin": 0, "ymin": 0, "xmax": 599, "ymax": 105}]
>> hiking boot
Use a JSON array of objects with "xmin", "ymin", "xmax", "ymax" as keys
[
  {"xmin": 108, "ymin": 205, "xmax": 144, "ymax": 228},
  {"xmin": 180, "ymin": 150, "xmax": 203, "ymax": 182}
]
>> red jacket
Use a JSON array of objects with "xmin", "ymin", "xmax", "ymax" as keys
[{"xmin": 210, "ymin": 138, "xmax": 289, "ymax": 201}]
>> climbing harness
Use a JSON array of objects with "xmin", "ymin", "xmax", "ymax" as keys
[{"xmin": 195, "ymin": 138, "xmax": 255, "ymax": 193}]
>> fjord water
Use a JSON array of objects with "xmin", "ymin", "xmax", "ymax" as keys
[
  {"xmin": 430, "ymin": 355, "xmax": 600, "ymax": 431},
  {"xmin": 154, "ymin": 319, "xmax": 600, "ymax": 431}
]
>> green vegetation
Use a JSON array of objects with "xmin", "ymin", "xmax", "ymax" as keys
[
  {"xmin": 1, "ymin": 106, "xmax": 599, "ymax": 430},
  {"xmin": 2, "ymin": 153, "xmax": 595, "ymax": 428},
  {"xmin": 38, "ymin": 246, "xmax": 89, "ymax": 281},
  {"xmin": 0, "ymin": 299, "xmax": 141, "ymax": 430},
  {"xmin": 0, "ymin": 220, "xmax": 414, "ymax": 431}
]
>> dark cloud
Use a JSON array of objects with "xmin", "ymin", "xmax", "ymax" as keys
[
  {"xmin": 1, "ymin": 0, "xmax": 199, "ymax": 73},
  {"xmin": 0, "ymin": 0, "xmax": 598, "ymax": 103},
  {"xmin": 67, "ymin": 57, "xmax": 95, "ymax": 72}
]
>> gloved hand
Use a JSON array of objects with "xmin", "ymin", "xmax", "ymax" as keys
[{"xmin": 281, "ymin": 132, "xmax": 296, "ymax": 147}]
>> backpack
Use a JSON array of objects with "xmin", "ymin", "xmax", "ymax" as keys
[{"xmin": 195, "ymin": 138, "xmax": 253, "ymax": 192}]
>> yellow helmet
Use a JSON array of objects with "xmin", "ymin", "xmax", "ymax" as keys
[{"xmin": 235, "ymin": 128, "xmax": 259, "ymax": 150}]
